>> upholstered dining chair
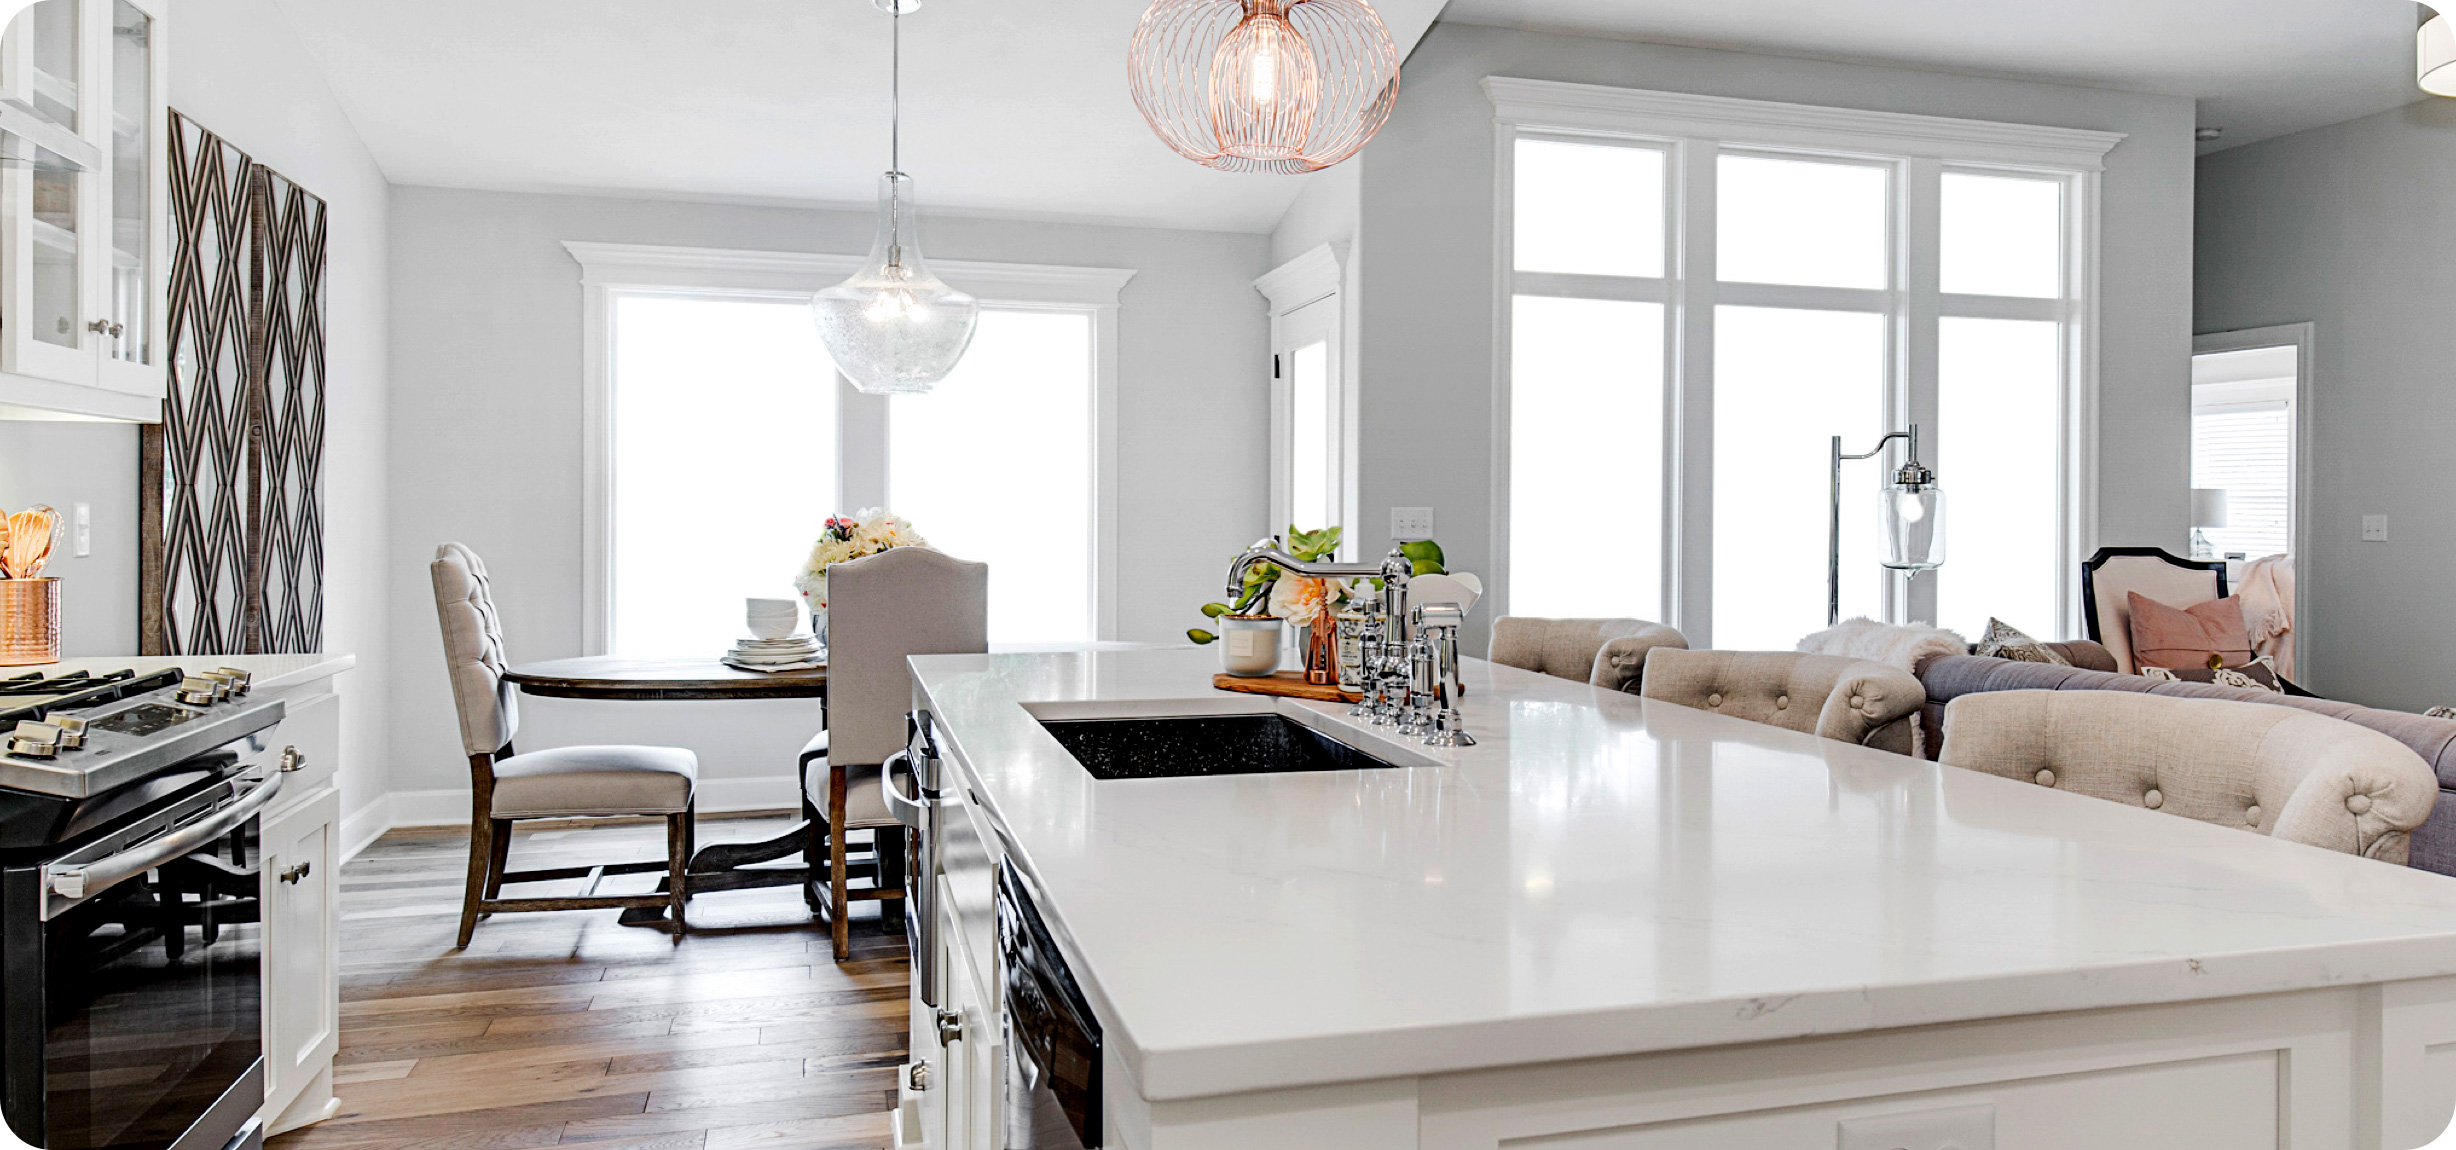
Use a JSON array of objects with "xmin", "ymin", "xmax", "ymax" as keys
[
  {"xmin": 1490, "ymin": 617, "xmax": 1688, "ymax": 693},
  {"xmin": 2080, "ymin": 546, "xmax": 2229, "ymax": 675},
  {"xmin": 431, "ymin": 543, "xmax": 698, "ymax": 946},
  {"xmin": 803, "ymin": 545, "xmax": 988, "ymax": 961}
]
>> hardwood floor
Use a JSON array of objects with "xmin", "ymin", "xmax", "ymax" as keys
[{"xmin": 273, "ymin": 813, "xmax": 909, "ymax": 1150}]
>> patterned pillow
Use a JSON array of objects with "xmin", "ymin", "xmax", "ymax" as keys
[
  {"xmin": 1974, "ymin": 618, "xmax": 2070, "ymax": 665},
  {"xmin": 2140, "ymin": 655, "xmax": 2285, "ymax": 694},
  {"xmin": 2427, "ymin": 706, "xmax": 2456, "ymax": 720}
]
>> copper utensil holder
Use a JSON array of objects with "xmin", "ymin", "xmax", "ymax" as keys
[{"xmin": 0, "ymin": 579, "xmax": 60, "ymax": 666}]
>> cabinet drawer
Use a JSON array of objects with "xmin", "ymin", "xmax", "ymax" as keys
[
  {"xmin": 267, "ymin": 688, "xmax": 339, "ymax": 802},
  {"xmin": 1505, "ymin": 1052, "xmax": 2275, "ymax": 1150}
]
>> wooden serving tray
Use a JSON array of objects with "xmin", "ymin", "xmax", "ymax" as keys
[{"xmin": 1212, "ymin": 671, "xmax": 1361, "ymax": 704}]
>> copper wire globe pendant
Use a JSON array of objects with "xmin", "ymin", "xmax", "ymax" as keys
[{"xmin": 1129, "ymin": 0, "xmax": 1400, "ymax": 174}]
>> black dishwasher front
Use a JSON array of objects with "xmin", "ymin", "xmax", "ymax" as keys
[{"xmin": 997, "ymin": 863, "xmax": 1099, "ymax": 1149}]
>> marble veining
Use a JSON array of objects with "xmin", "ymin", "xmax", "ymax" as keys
[{"xmin": 911, "ymin": 647, "xmax": 2456, "ymax": 1102}]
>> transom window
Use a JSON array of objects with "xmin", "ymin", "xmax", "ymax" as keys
[{"xmin": 1491, "ymin": 79, "xmax": 2115, "ymax": 647}]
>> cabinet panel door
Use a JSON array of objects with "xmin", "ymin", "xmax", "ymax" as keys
[
  {"xmin": 0, "ymin": 0, "xmax": 95, "ymax": 386},
  {"xmin": 92, "ymin": 0, "xmax": 164, "ymax": 397},
  {"xmin": 261, "ymin": 785, "xmax": 339, "ymax": 1114}
]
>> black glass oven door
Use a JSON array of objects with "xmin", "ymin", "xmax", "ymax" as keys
[{"xmin": 7, "ymin": 781, "xmax": 267, "ymax": 1150}]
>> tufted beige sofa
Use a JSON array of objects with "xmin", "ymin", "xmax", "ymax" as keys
[
  {"xmin": 1940, "ymin": 690, "xmax": 2437, "ymax": 863},
  {"xmin": 1490, "ymin": 616, "xmax": 1688, "ymax": 693},
  {"xmin": 1639, "ymin": 648, "xmax": 1927, "ymax": 755}
]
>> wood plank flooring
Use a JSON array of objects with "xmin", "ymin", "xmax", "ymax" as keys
[{"xmin": 272, "ymin": 814, "xmax": 908, "ymax": 1150}]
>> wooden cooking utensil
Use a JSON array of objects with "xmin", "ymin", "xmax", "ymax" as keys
[{"xmin": 4, "ymin": 506, "xmax": 56, "ymax": 579}]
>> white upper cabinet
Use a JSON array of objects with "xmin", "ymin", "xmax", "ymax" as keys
[{"xmin": 0, "ymin": 0, "xmax": 164, "ymax": 421}]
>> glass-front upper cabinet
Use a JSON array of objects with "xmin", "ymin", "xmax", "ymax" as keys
[{"xmin": 0, "ymin": 0, "xmax": 166, "ymax": 412}]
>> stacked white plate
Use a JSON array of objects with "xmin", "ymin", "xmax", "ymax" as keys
[{"xmin": 722, "ymin": 635, "xmax": 823, "ymax": 673}]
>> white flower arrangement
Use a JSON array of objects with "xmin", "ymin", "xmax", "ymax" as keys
[{"xmin": 793, "ymin": 508, "xmax": 929, "ymax": 608}]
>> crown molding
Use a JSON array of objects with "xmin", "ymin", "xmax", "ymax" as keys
[
  {"xmin": 1482, "ymin": 76, "xmax": 2128, "ymax": 171},
  {"xmin": 561, "ymin": 241, "xmax": 1138, "ymax": 306},
  {"xmin": 1253, "ymin": 242, "xmax": 1346, "ymax": 312}
]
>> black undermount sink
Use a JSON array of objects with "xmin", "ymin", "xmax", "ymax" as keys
[{"xmin": 1037, "ymin": 714, "xmax": 1401, "ymax": 780}]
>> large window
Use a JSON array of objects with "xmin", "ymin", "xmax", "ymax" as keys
[
  {"xmin": 576, "ymin": 242, "xmax": 1129, "ymax": 656},
  {"xmin": 1493, "ymin": 81, "xmax": 2113, "ymax": 646}
]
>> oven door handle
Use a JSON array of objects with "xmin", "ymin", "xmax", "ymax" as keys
[
  {"xmin": 48, "ymin": 772, "xmax": 285, "ymax": 902},
  {"xmin": 883, "ymin": 751, "xmax": 928, "ymax": 831}
]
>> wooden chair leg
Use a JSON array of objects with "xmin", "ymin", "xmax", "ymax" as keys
[
  {"xmin": 665, "ymin": 808, "xmax": 690, "ymax": 936},
  {"xmin": 829, "ymin": 764, "xmax": 851, "ymax": 961},
  {"xmin": 456, "ymin": 812, "xmax": 493, "ymax": 948},
  {"xmin": 482, "ymin": 819, "xmax": 513, "ymax": 899}
]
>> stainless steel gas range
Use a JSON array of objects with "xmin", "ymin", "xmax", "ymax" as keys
[{"xmin": 0, "ymin": 668, "xmax": 290, "ymax": 1150}]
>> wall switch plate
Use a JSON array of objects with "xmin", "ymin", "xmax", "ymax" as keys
[
  {"xmin": 2363, "ymin": 514, "xmax": 2389, "ymax": 542},
  {"xmin": 1391, "ymin": 507, "xmax": 1435, "ymax": 541},
  {"xmin": 71, "ymin": 502, "xmax": 89, "ymax": 558},
  {"xmin": 1837, "ymin": 1104, "xmax": 1994, "ymax": 1150}
]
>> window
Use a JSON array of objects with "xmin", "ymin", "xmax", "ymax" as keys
[
  {"xmin": 573, "ymin": 242, "xmax": 1131, "ymax": 655},
  {"xmin": 2190, "ymin": 343, "xmax": 2298, "ymax": 561},
  {"xmin": 609, "ymin": 296, "xmax": 837, "ymax": 659},
  {"xmin": 1491, "ymin": 80, "xmax": 2115, "ymax": 645},
  {"xmin": 1260, "ymin": 246, "xmax": 1347, "ymax": 548}
]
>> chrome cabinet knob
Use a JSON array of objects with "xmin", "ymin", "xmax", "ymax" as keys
[
  {"xmin": 85, "ymin": 319, "xmax": 109, "ymax": 334},
  {"xmin": 907, "ymin": 1060, "xmax": 932, "ymax": 1091},
  {"xmin": 934, "ymin": 1007, "xmax": 963, "ymax": 1048},
  {"xmin": 278, "ymin": 862, "xmax": 310, "ymax": 884},
  {"xmin": 278, "ymin": 746, "xmax": 304, "ymax": 773}
]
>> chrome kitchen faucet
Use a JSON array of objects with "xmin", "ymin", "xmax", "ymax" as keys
[{"xmin": 1223, "ymin": 539, "xmax": 1472, "ymax": 746}]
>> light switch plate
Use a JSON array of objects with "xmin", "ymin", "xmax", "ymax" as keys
[
  {"xmin": 1837, "ymin": 1104, "xmax": 1994, "ymax": 1150},
  {"xmin": 1391, "ymin": 507, "xmax": 1435, "ymax": 540},
  {"xmin": 2363, "ymin": 514, "xmax": 2389, "ymax": 542},
  {"xmin": 71, "ymin": 502, "xmax": 89, "ymax": 558}
]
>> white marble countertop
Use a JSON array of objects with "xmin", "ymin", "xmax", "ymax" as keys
[
  {"xmin": 28, "ymin": 653, "xmax": 355, "ymax": 694},
  {"xmin": 911, "ymin": 647, "xmax": 2456, "ymax": 1103}
]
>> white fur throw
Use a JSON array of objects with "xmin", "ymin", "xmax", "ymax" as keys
[{"xmin": 1795, "ymin": 617, "xmax": 1967, "ymax": 675}]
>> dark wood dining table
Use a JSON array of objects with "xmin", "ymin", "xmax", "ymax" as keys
[{"xmin": 500, "ymin": 656, "xmax": 830, "ymax": 927}]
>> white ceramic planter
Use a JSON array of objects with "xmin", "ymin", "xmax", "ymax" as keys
[{"xmin": 1219, "ymin": 615, "xmax": 1283, "ymax": 677}]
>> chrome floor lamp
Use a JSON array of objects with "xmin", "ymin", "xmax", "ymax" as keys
[{"xmin": 1829, "ymin": 424, "xmax": 1947, "ymax": 626}]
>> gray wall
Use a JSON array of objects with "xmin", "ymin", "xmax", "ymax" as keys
[
  {"xmin": 0, "ymin": 0, "xmax": 395, "ymax": 839},
  {"xmin": 1345, "ymin": 23, "xmax": 2198, "ymax": 643},
  {"xmin": 385, "ymin": 187, "xmax": 1268, "ymax": 800},
  {"xmin": 2196, "ymin": 100, "xmax": 2456, "ymax": 709}
]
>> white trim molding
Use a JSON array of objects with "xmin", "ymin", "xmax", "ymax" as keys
[
  {"xmin": 1253, "ymin": 242, "xmax": 1345, "ymax": 312},
  {"xmin": 564, "ymin": 240, "xmax": 1138, "ymax": 650},
  {"xmin": 1481, "ymin": 77, "xmax": 2129, "ymax": 171}
]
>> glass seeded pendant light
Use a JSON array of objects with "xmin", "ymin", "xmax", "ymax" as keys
[{"xmin": 813, "ymin": 0, "xmax": 978, "ymax": 395}]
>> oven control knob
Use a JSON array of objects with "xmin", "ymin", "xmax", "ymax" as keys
[
  {"xmin": 52, "ymin": 716, "xmax": 85, "ymax": 749},
  {"xmin": 8, "ymin": 720, "xmax": 62, "ymax": 759},
  {"xmin": 175, "ymin": 677, "xmax": 220, "ymax": 706},
  {"xmin": 211, "ymin": 667, "xmax": 253, "ymax": 695}
]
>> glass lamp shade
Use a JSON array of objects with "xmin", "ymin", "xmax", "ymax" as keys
[
  {"xmin": 813, "ymin": 171, "xmax": 979, "ymax": 395},
  {"xmin": 1880, "ymin": 480, "xmax": 1945, "ymax": 571}
]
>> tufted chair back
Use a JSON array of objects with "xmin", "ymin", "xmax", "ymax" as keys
[
  {"xmin": 1940, "ymin": 690, "xmax": 2438, "ymax": 863},
  {"xmin": 1640, "ymin": 648, "xmax": 1926, "ymax": 755},
  {"xmin": 431, "ymin": 542, "xmax": 519, "ymax": 758},
  {"xmin": 827, "ymin": 546, "xmax": 988, "ymax": 768},
  {"xmin": 1490, "ymin": 617, "xmax": 1688, "ymax": 691}
]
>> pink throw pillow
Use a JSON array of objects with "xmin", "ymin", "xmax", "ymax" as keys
[{"xmin": 2127, "ymin": 591, "xmax": 2252, "ymax": 671}]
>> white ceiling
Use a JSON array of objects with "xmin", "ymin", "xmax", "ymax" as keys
[
  {"xmin": 1443, "ymin": 0, "xmax": 2426, "ymax": 153},
  {"xmin": 273, "ymin": 0, "xmax": 2426, "ymax": 235}
]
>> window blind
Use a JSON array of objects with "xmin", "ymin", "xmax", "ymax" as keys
[{"xmin": 2191, "ymin": 403, "xmax": 2290, "ymax": 559}]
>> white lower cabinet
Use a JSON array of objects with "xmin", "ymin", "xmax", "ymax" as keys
[{"xmin": 257, "ymin": 681, "xmax": 343, "ymax": 1133}]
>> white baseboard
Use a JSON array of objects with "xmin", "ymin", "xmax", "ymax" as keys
[
  {"xmin": 338, "ymin": 793, "xmax": 394, "ymax": 865},
  {"xmin": 381, "ymin": 774, "xmax": 803, "ymax": 829}
]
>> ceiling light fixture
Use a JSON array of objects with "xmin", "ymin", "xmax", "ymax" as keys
[
  {"xmin": 1128, "ymin": 0, "xmax": 1401, "ymax": 174},
  {"xmin": 2422, "ymin": 11, "xmax": 2456, "ymax": 96},
  {"xmin": 812, "ymin": 0, "xmax": 978, "ymax": 396}
]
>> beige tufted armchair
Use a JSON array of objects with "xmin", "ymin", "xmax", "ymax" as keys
[
  {"xmin": 1940, "ymin": 690, "xmax": 2438, "ymax": 863},
  {"xmin": 1490, "ymin": 617, "xmax": 1688, "ymax": 693},
  {"xmin": 1640, "ymin": 648, "xmax": 1927, "ymax": 755},
  {"xmin": 432, "ymin": 543, "xmax": 698, "ymax": 945}
]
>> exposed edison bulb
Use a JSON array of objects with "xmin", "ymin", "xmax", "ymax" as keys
[
  {"xmin": 1208, "ymin": 5, "xmax": 1319, "ymax": 160},
  {"xmin": 1250, "ymin": 38, "xmax": 1278, "ymax": 105},
  {"xmin": 1895, "ymin": 489, "xmax": 1928, "ymax": 524}
]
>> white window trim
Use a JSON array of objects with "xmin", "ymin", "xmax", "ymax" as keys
[
  {"xmin": 1483, "ymin": 77, "xmax": 2123, "ymax": 642},
  {"xmin": 1254, "ymin": 242, "xmax": 1354, "ymax": 555},
  {"xmin": 565, "ymin": 240, "xmax": 1137, "ymax": 653}
]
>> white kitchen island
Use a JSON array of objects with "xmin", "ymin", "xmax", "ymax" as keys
[{"xmin": 900, "ymin": 647, "xmax": 2456, "ymax": 1150}]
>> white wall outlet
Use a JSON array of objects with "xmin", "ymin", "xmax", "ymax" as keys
[
  {"xmin": 1390, "ymin": 507, "xmax": 1435, "ymax": 540},
  {"xmin": 71, "ymin": 502, "xmax": 89, "ymax": 558},
  {"xmin": 1837, "ymin": 1104, "xmax": 1994, "ymax": 1150},
  {"xmin": 2363, "ymin": 514, "xmax": 2389, "ymax": 542}
]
